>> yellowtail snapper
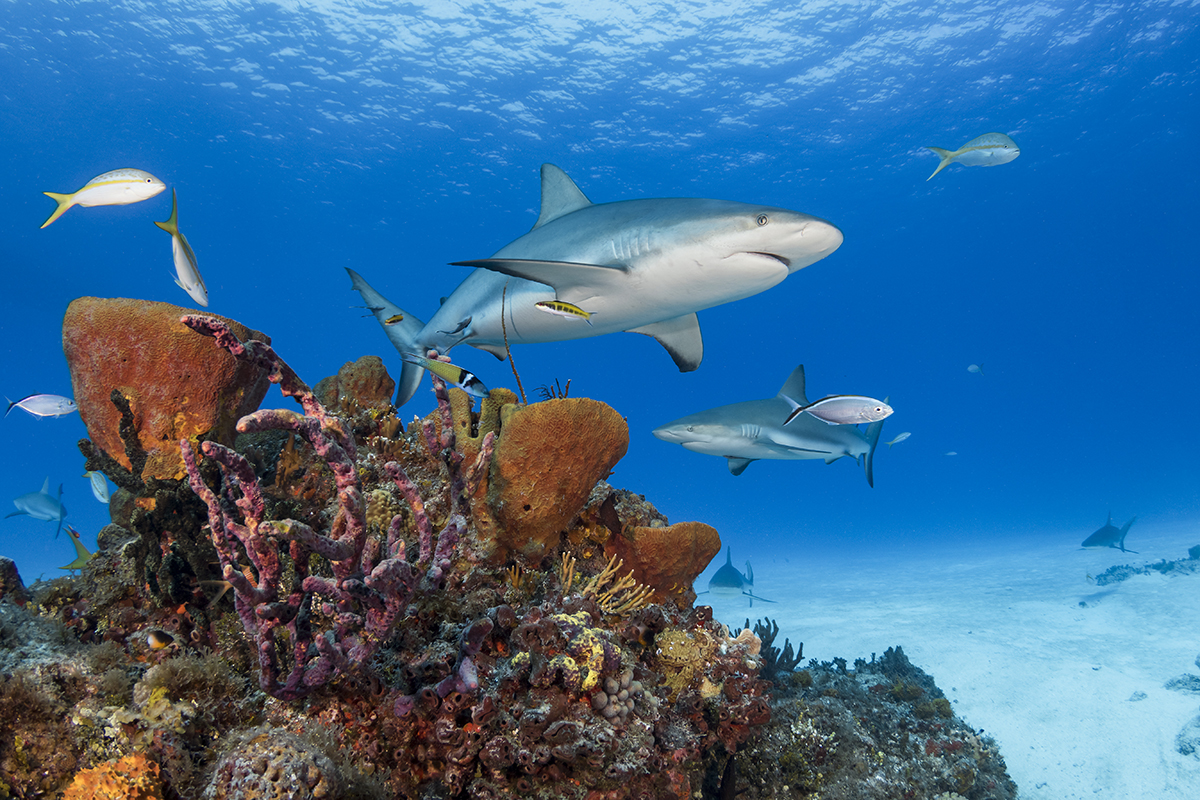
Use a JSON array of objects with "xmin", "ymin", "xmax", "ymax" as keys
[
  {"xmin": 384, "ymin": 313, "xmax": 405, "ymax": 325},
  {"xmin": 783, "ymin": 395, "xmax": 893, "ymax": 426},
  {"xmin": 925, "ymin": 133, "xmax": 1020, "ymax": 180},
  {"xmin": 154, "ymin": 188, "xmax": 208, "ymax": 307},
  {"xmin": 534, "ymin": 300, "xmax": 593, "ymax": 325},
  {"xmin": 40, "ymin": 168, "xmax": 166, "ymax": 228},
  {"xmin": 60, "ymin": 525, "xmax": 93, "ymax": 572},
  {"xmin": 401, "ymin": 353, "xmax": 489, "ymax": 398}
]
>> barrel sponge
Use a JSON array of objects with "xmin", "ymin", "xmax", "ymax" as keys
[
  {"xmin": 608, "ymin": 521, "xmax": 721, "ymax": 606},
  {"xmin": 486, "ymin": 398, "xmax": 628, "ymax": 563},
  {"xmin": 202, "ymin": 727, "xmax": 342, "ymax": 800}
]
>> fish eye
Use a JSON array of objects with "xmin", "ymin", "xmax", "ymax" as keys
[
  {"xmin": 686, "ymin": 425, "xmax": 694, "ymax": 432},
  {"xmin": 756, "ymin": 214, "xmax": 769, "ymax": 226}
]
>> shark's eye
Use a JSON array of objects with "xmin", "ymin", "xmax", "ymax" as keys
[
  {"xmin": 756, "ymin": 214, "xmax": 769, "ymax": 226},
  {"xmin": 686, "ymin": 425, "xmax": 694, "ymax": 432}
]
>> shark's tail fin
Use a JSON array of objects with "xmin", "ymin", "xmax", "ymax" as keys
[
  {"xmin": 925, "ymin": 147, "xmax": 956, "ymax": 181},
  {"xmin": 1118, "ymin": 516, "xmax": 1138, "ymax": 552},
  {"xmin": 346, "ymin": 268, "xmax": 428, "ymax": 407},
  {"xmin": 862, "ymin": 405, "xmax": 886, "ymax": 488}
]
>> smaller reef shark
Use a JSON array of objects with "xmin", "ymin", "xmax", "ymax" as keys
[
  {"xmin": 1081, "ymin": 513, "xmax": 1137, "ymax": 554},
  {"xmin": 652, "ymin": 364, "xmax": 887, "ymax": 486},
  {"xmin": 5, "ymin": 477, "xmax": 67, "ymax": 538},
  {"xmin": 697, "ymin": 548, "xmax": 775, "ymax": 607}
]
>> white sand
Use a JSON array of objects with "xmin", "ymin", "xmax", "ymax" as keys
[{"xmin": 698, "ymin": 522, "xmax": 1200, "ymax": 799}]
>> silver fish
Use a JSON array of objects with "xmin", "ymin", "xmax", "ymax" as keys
[
  {"xmin": 83, "ymin": 471, "xmax": 111, "ymax": 504},
  {"xmin": 783, "ymin": 394, "xmax": 893, "ymax": 426},
  {"xmin": 5, "ymin": 394, "xmax": 77, "ymax": 418},
  {"xmin": 885, "ymin": 432, "xmax": 911, "ymax": 447},
  {"xmin": 926, "ymin": 133, "xmax": 1020, "ymax": 180},
  {"xmin": 154, "ymin": 188, "xmax": 208, "ymax": 306}
]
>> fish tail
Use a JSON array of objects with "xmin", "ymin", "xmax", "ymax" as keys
[
  {"xmin": 862, "ymin": 414, "xmax": 886, "ymax": 488},
  {"xmin": 4, "ymin": 397, "xmax": 13, "ymax": 417},
  {"xmin": 346, "ymin": 268, "xmax": 429, "ymax": 406},
  {"xmin": 925, "ymin": 147, "xmax": 955, "ymax": 181},
  {"xmin": 154, "ymin": 187, "xmax": 180, "ymax": 235},
  {"xmin": 40, "ymin": 191, "xmax": 76, "ymax": 228}
]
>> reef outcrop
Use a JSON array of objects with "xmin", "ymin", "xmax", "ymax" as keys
[{"xmin": 62, "ymin": 297, "xmax": 272, "ymax": 482}]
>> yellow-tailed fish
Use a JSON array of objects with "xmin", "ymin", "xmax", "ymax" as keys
[
  {"xmin": 401, "ymin": 353, "xmax": 489, "ymax": 398},
  {"xmin": 783, "ymin": 395, "xmax": 893, "ymax": 426},
  {"xmin": 147, "ymin": 630, "xmax": 176, "ymax": 650},
  {"xmin": 154, "ymin": 188, "xmax": 208, "ymax": 307},
  {"xmin": 925, "ymin": 133, "xmax": 1020, "ymax": 180},
  {"xmin": 885, "ymin": 432, "xmax": 911, "ymax": 448},
  {"xmin": 384, "ymin": 313, "xmax": 405, "ymax": 325},
  {"xmin": 534, "ymin": 300, "xmax": 593, "ymax": 326},
  {"xmin": 59, "ymin": 525, "xmax": 93, "ymax": 572},
  {"xmin": 41, "ymin": 168, "xmax": 166, "ymax": 228}
]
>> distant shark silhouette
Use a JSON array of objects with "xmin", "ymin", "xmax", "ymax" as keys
[
  {"xmin": 697, "ymin": 548, "xmax": 775, "ymax": 607},
  {"xmin": 5, "ymin": 477, "xmax": 67, "ymax": 538},
  {"xmin": 1081, "ymin": 513, "xmax": 1137, "ymax": 553}
]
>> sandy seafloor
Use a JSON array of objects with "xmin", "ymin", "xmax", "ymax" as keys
[{"xmin": 696, "ymin": 521, "xmax": 1200, "ymax": 799}]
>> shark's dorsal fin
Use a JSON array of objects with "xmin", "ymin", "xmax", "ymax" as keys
[
  {"xmin": 533, "ymin": 164, "xmax": 592, "ymax": 230},
  {"xmin": 39, "ymin": 476, "xmax": 51, "ymax": 494},
  {"xmin": 778, "ymin": 365, "xmax": 808, "ymax": 406}
]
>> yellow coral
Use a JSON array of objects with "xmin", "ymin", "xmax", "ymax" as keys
[{"xmin": 62, "ymin": 753, "xmax": 163, "ymax": 800}]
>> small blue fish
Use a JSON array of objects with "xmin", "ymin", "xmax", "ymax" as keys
[
  {"xmin": 83, "ymin": 471, "xmax": 111, "ymax": 504},
  {"xmin": 5, "ymin": 477, "xmax": 68, "ymax": 538},
  {"xmin": 5, "ymin": 394, "xmax": 78, "ymax": 418}
]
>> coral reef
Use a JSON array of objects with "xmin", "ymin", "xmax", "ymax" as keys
[
  {"xmin": 606, "ymin": 520, "xmax": 721, "ymax": 607},
  {"xmin": 314, "ymin": 354, "xmax": 397, "ymax": 414},
  {"xmin": 62, "ymin": 297, "xmax": 273, "ymax": 482},
  {"xmin": 0, "ymin": 557, "xmax": 29, "ymax": 605},
  {"xmin": 204, "ymin": 727, "xmax": 342, "ymax": 800},
  {"xmin": 61, "ymin": 752, "xmax": 163, "ymax": 800},
  {"xmin": 1093, "ymin": 545, "xmax": 1200, "ymax": 585},
  {"xmin": 750, "ymin": 617, "xmax": 804, "ymax": 684}
]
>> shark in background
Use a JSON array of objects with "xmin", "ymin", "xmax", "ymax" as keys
[
  {"xmin": 653, "ymin": 365, "xmax": 888, "ymax": 487},
  {"xmin": 5, "ymin": 477, "xmax": 68, "ymax": 537},
  {"xmin": 349, "ymin": 163, "xmax": 843, "ymax": 406},
  {"xmin": 697, "ymin": 548, "xmax": 774, "ymax": 607},
  {"xmin": 1081, "ymin": 513, "xmax": 1137, "ymax": 553}
]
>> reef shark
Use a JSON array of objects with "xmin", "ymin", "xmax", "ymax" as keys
[
  {"xmin": 652, "ymin": 365, "xmax": 887, "ymax": 487},
  {"xmin": 1081, "ymin": 513, "xmax": 1137, "ymax": 553},
  {"xmin": 348, "ymin": 164, "xmax": 843, "ymax": 406},
  {"xmin": 697, "ymin": 548, "xmax": 774, "ymax": 607},
  {"xmin": 5, "ymin": 477, "xmax": 67, "ymax": 537}
]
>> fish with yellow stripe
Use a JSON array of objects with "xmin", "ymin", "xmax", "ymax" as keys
[
  {"xmin": 534, "ymin": 299, "xmax": 594, "ymax": 326},
  {"xmin": 40, "ymin": 168, "xmax": 166, "ymax": 228},
  {"xmin": 154, "ymin": 188, "xmax": 208, "ymax": 307}
]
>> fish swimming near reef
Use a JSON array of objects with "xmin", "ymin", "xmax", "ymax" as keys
[
  {"xmin": 5, "ymin": 393, "xmax": 77, "ymax": 418},
  {"xmin": 40, "ymin": 168, "xmax": 166, "ymax": 228},
  {"xmin": 59, "ymin": 525, "xmax": 93, "ymax": 572},
  {"xmin": 154, "ymin": 188, "xmax": 208, "ymax": 307},
  {"xmin": 925, "ymin": 133, "xmax": 1020, "ymax": 180},
  {"xmin": 83, "ymin": 470, "xmax": 111, "ymax": 504},
  {"xmin": 401, "ymin": 353, "xmax": 490, "ymax": 398},
  {"xmin": 348, "ymin": 163, "xmax": 843, "ymax": 406},
  {"xmin": 5, "ymin": 477, "xmax": 67, "ymax": 538},
  {"xmin": 697, "ymin": 548, "xmax": 774, "ymax": 607},
  {"xmin": 783, "ymin": 394, "xmax": 893, "ymax": 426},
  {"xmin": 652, "ymin": 365, "xmax": 887, "ymax": 487},
  {"xmin": 1081, "ymin": 513, "xmax": 1138, "ymax": 553}
]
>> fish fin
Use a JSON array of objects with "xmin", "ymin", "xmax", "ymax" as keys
[
  {"xmin": 782, "ymin": 401, "xmax": 807, "ymax": 426},
  {"xmin": 1118, "ymin": 516, "xmax": 1137, "ymax": 550},
  {"xmin": 862, "ymin": 411, "xmax": 886, "ymax": 488},
  {"xmin": 925, "ymin": 147, "xmax": 956, "ymax": 181},
  {"xmin": 747, "ymin": 592, "xmax": 776, "ymax": 604},
  {"xmin": 40, "ymin": 477, "xmax": 50, "ymax": 494},
  {"xmin": 532, "ymin": 164, "xmax": 593, "ymax": 229},
  {"xmin": 727, "ymin": 457, "xmax": 754, "ymax": 476},
  {"xmin": 745, "ymin": 561, "xmax": 753, "ymax": 585},
  {"xmin": 777, "ymin": 365, "xmax": 809, "ymax": 406},
  {"xmin": 4, "ymin": 511, "xmax": 27, "ymax": 519},
  {"xmin": 346, "ymin": 268, "xmax": 429, "ymax": 406},
  {"xmin": 154, "ymin": 188, "xmax": 180, "ymax": 235},
  {"xmin": 450, "ymin": 259, "xmax": 629, "ymax": 295},
  {"xmin": 627, "ymin": 313, "xmax": 703, "ymax": 372},
  {"xmin": 40, "ymin": 191, "xmax": 76, "ymax": 228},
  {"xmin": 468, "ymin": 341, "xmax": 510, "ymax": 361},
  {"xmin": 4, "ymin": 397, "xmax": 13, "ymax": 417}
]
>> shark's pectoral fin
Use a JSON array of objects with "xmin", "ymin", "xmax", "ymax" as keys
[
  {"xmin": 450, "ymin": 259, "xmax": 628, "ymax": 293},
  {"xmin": 627, "ymin": 313, "xmax": 703, "ymax": 371},
  {"xmin": 727, "ymin": 457, "xmax": 755, "ymax": 476},
  {"xmin": 4, "ymin": 511, "xmax": 27, "ymax": 519}
]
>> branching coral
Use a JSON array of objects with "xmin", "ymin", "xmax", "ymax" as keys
[{"xmin": 178, "ymin": 315, "xmax": 493, "ymax": 700}]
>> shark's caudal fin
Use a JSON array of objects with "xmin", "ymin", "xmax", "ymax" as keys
[
  {"xmin": 1118, "ymin": 516, "xmax": 1138, "ymax": 553},
  {"xmin": 862, "ymin": 409, "xmax": 886, "ymax": 488},
  {"xmin": 345, "ymin": 268, "xmax": 429, "ymax": 407},
  {"xmin": 925, "ymin": 147, "xmax": 956, "ymax": 181}
]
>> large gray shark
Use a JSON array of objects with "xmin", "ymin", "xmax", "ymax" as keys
[
  {"xmin": 348, "ymin": 164, "xmax": 843, "ymax": 406},
  {"xmin": 1081, "ymin": 513, "xmax": 1137, "ymax": 553},
  {"xmin": 5, "ymin": 476, "xmax": 67, "ymax": 537},
  {"xmin": 653, "ymin": 365, "xmax": 886, "ymax": 487}
]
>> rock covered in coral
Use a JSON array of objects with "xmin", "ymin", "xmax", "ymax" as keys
[
  {"xmin": 485, "ymin": 397, "xmax": 629, "ymax": 563},
  {"xmin": 0, "ymin": 555, "xmax": 29, "ymax": 605},
  {"xmin": 62, "ymin": 297, "xmax": 273, "ymax": 481},
  {"xmin": 61, "ymin": 753, "xmax": 162, "ymax": 800},
  {"xmin": 607, "ymin": 521, "xmax": 721, "ymax": 607},
  {"xmin": 314, "ymin": 354, "xmax": 396, "ymax": 412},
  {"xmin": 204, "ymin": 727, "xmax": 343, "ymax": 800}
]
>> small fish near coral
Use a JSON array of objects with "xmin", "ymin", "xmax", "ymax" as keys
[
  {"xmin": 653, "ymin": 364, "xmax": 887, "ymax": 487},
  {"xmin": 697, "ymin": 548, "xmax": 775, "ymax": 607},
  {"xmin": 4, "ymin": 393, "xmax": 77, "ymax": 418},
  {"xmin": 925, "ymin": 133, "xmax": 1020, "ymax": 180},
  {"xmin": 82, "ymin": 470, "xmax": 111, "ymax": 504},
  {"xmin": 5, "ymin": 476, "xmax": 67, "ymax": 538},
  {"xmin": 348, "ymin": 163, "xmax": 843, "ymax": 407},
  {"xmin": 154, "ymin": 188, "xmax": 208, "ymax": 307},
  {"xmin": 40, "ymin": 167, "xmax": 166, "ymax": 228},
  {"xmin": 1081, "ymin": 513, "xmax": 1138, "ymax": 553},
  {"xmin": 401, "ymin": 352, "xmax": 490, "ymax": 398}
]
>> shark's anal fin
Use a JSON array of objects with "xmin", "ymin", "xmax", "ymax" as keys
[
  {"xmin": 533, "ymin": 164, "xmax": 593, "ymax": 229},
  {"xmin": 627, "ymin": 313, "xmax": 703, "ymax": 371}
]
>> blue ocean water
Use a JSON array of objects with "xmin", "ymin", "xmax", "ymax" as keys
[{"xmin": 1, "ymin": 1, "xmax": 1196, "ymax": 614}]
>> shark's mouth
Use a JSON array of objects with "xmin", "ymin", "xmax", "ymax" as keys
[{"xmin": 750, "ymin": 252, "xmax": 791, "ymax": 268}]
